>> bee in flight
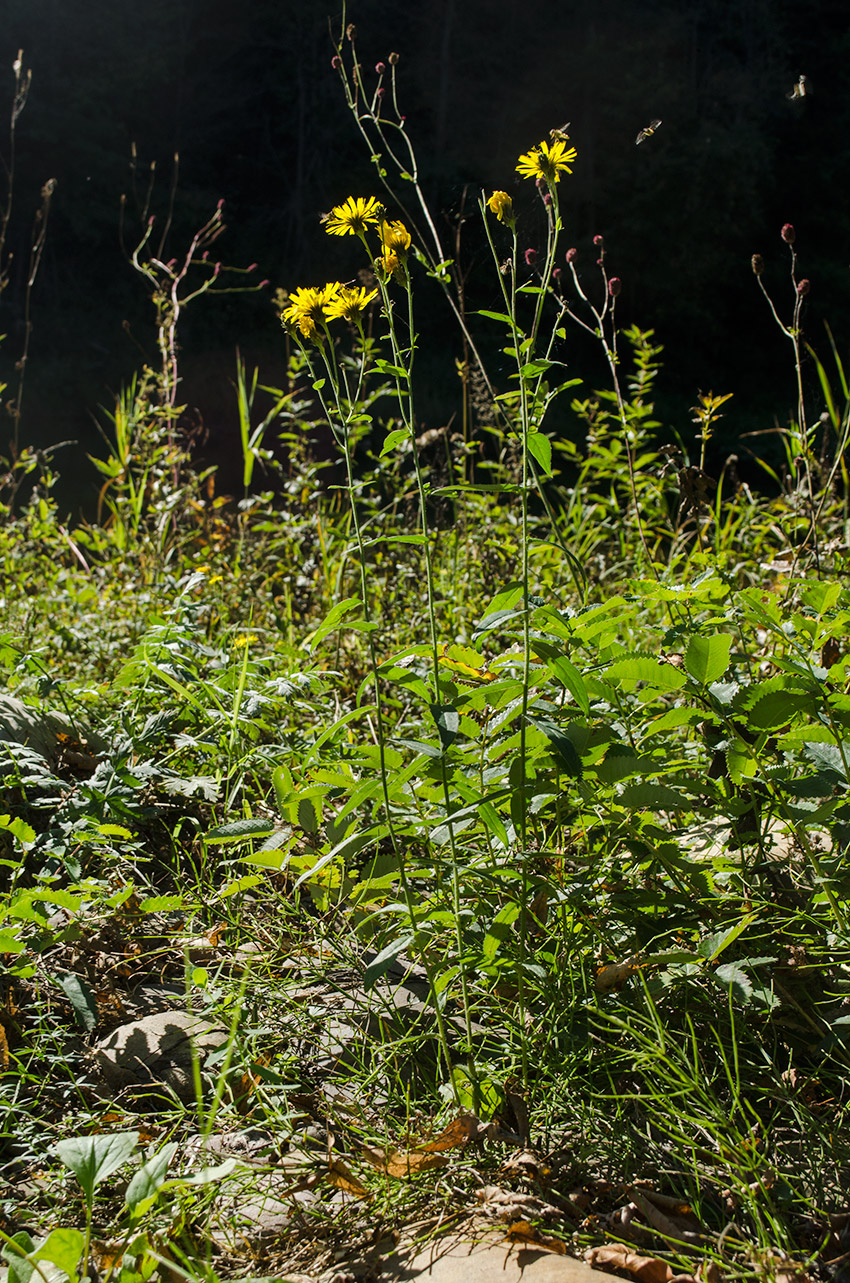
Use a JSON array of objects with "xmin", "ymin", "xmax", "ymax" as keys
[
  {"xmin": 549, "ymin": 122, "xmax": 571, "ymax": 141},
  {"xmin": 787, "ymin": 75, "xmax": 812, "ymax": 100},
  {"xmin": 635, "ymin": 119, "xmax": 662, "ymax": 145}
]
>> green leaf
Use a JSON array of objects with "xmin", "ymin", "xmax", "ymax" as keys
[
  {"xmin": 125, "ymin": 1142, "xmax": 179, "ymax": 1218},
  {"xmin": 431, "ymin": 703, "xmax": 459, "ymax": 751},
  {"xmin": 745, "ymin": 689, "xmax": 813, "ymax": 731},
  {"xmin": 606, "ymin": 655, "xmax": 686, "ymax": 691},
  {"xmin": 528, "ymin": 717, "xmax": 582, "ymax": 777},
  {"xmin": 380, "ymin": 427, "xmax": 409, "ymax": 456},
  {"xmin": 2, "ymin": 1233, "xmax": 36, "ymax": 1283},
  {"xmin": 482, "ymin": 902, "xmax": 520, "ymax": 962},
  {"xmin": 685, "ymin": 633, "xmax": 732, "ymax": 685},
  {"xmin": 364, "ymin": 934, "xmax": 415, "ymax": 990},
  {"xmin": 476, "ymin": 309, "xmax": 514, "ymax": 325},
  {"xmin": 55, "ymin": 973, "xmax": 98, "ymax": 1032},
  {"xmin": 713, "ymin": 962, "xmax": 753, "ymax": 1001},
  {"xmin": 54, "ymin": 1132, "xmax": 139, "ymax": 1205},
  {"xmin": 205, "ymin": 818, "xmax": 276, "ymax": 844},
  {"xmin": 527, "ymin": 431, "xmax": 552, "ymax": 475},
  {"xmin": 31, "ymin": 1228, "xmax": 85, "ymax": 1281},
  {"xmin": 618, "ymin": 782, "xmax": 693, "ymax": 810}
]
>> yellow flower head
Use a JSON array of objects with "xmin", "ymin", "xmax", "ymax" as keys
[
  {"xmin": 379, "ymin": 219, "xmax": 412, "ymax": 257},
  {"xmin": 281, "ymin": 283, "xmax": 342, "ymax": 339},
  {"xmin": 516, "ymin": 137, "xmax": 577, "ymax": 184},
  {"xmin": 324, "ymin": 196, "xmax": 384, "ymax": 237},
  {"xmin": 486, "ymin": 190, "xmax": 514, "ymax": 224},
  {"xmin": 323, "ymin": 284, "xmax": 379, "ymax": 322}
]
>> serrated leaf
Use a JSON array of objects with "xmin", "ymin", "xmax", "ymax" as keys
[
  {"xmin": 618, "ymin": 782, "xmax": 693, "ymax": 810},
  {"xmin": 606, "ymin": 655, "xmax": 686, "ymax": 691},
  {"xmin": 205, "ymin": 817, "xmax": 276, "ymax": 844},
  {"xmin": 745, "ymin": 689, "xmax": 812, "ymax": 731},
  {"xmin": 803, "ymin": 740, "xmax": 848, "ymax": 779},
  {"xmin": 685, "ymin": 633, "xmax": 732, "ymax": 685},
  {"xmin": 713, "ymin": 962, "xmax": 753, "ymax": 1001}
]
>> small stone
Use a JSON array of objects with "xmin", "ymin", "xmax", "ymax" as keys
[
  {"xmin": 381, "ymin": 1231, "xmax": 620, "ymax": 1282},
  {"xmin": 94, "ymin": 1010, "xmax": 227, "ymax": 1102}
]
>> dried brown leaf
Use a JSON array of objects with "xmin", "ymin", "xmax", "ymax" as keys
[
  {"xmin": 628, "ymin": 1188, "xmax": 704, "ymax": 1244},
  {"xmin": 595, "ymin": 958, "xmax": 642, "ymax": 993},
  {"xmin": 505, "ymin": 1221, "xmax": 567, "ymax": 1254},
  {"xmin": 361, "ymin": 1112, "xmax": 474, "ymax": 1178},
  {"xmin": 586, "ymin": 1242, "xmax": 674, "ymax": 1283},
  {"xmin": 327, "ymin": 1158, "xmax": 369, "ymax": 1197}
]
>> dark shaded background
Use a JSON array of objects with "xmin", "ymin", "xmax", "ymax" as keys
[{"xmin": 1, "ymin": 0, "xmax": 848, "ymax": 510}]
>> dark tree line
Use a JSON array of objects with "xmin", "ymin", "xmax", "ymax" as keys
[{"xmin": 1, "ymin": 0, "xmax": 848, "ymax": 502}]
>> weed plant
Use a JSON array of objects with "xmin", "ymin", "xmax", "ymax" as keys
[{"xmin": 0, "ymin": 18, "xmax": 849, "ymax": 1283}]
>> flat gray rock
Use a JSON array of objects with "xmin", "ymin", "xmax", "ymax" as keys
[
  {"xmin": 94, "ymin": 1010, "xmax": 227, "ymax": 1102},
  {"xmin": 382, "ymin": 1232, "xmax": 614, "ymax": 1282},
  {"xmin": 0, "ymin": 692, "xmax": 103, "ymax": 760}
]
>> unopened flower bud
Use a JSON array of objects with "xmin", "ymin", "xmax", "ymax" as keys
[
  {"xmin": 331, "ymin": 55, "xmax": 342, "ymax": 69},
  {"xmin": 609, "ymin": 276, "xmax": 622, "ymax": 297},
  {"xmin": 797, "ymin": 278, "xmax": 810, "ymax": 295},
  {"xmin": 542, "ymin": 192, "xmax": 552, "ymax": 206},
  {"xmin": 552, "ymin": 267, "xmax": 562, "ymax": 281},
  {"xmin": 781, "ymin": 223, "xmax": 795, "ymax": 243},
  {"xmin": 593, "ymin": 233, "xmax": 604, "ymax": 245},
  {"xmin": 258, "ymin": 279, "xmax": 270, "ymax": 288},
  {"xmin": 524, "ymin": 248, "xmax": 538, "ymax": 266},
  {"xmin": 565, "ymin": 247, "xmax": 577, "ymax": 262},
  {"xmin": 388, "ymin": 51, "xmax": 400, "ymax": 64},
  {"xmin": 751, "ymin": 253, "xmax": 765, "ymax": 275},
  {"xmin": 375, "ymin": 87, "xmax": 385, "ymax": 98},
  {"xmin": 247, "ymin": 262, "xmax": 257, "ymax": 272},
  {"xmin": 375, "ymin": 61, "xmax": 385, "ymax": 74},
  {"xmin": 346, "ymin": 23, "xmax": 356, "ymax": 40},
  {"xmin": 596, "ymin": 257, "xmax": 604, "ymax": 266}
]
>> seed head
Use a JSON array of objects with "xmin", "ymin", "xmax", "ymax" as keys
[
  {"xmin": 751, "ymin": 253, "xmax": 765, "ymax": 276},
  {"xmin": 346, "ymin": 23, "xmax": 356, "ymax": 41},
  {"xmin": 797, "ymin": 278, "xmax": 810, "ymax": 295},
  {"xmin": 388, "ymin": 51, "xmax": 400, "ymax": 65},
  {"xmin": 565, "ymin": 247, "xmax": 577, "ymax": 262},
  {"xmin": 781, "ymin": 223, "xmax": 795, "ymax": 244},
  {"xmin": 608, "ymin": 277, "xmax": 622, "ymax": 297},
  {"xmin": 593, "ymin": 233, "xmax": 604, "ymax": 246}
]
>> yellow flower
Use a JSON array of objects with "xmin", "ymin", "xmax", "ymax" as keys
[
  {"xmin": 233, "ymin": 633, "xmax": 259, "ymax": 649},
  {"xmin": 379, "ymin": 219, "xmax": 412, "ymax": 257},
  {"xmin": 323, "ymin": 285, "xmax": 379, "ymax": 322},
  {"xmin": 323, "ymin": 196, "xmax": 384, "ymax": 237},
  {"xmin": 281, "ymin": 283, "xmax": 341, "ymax": 338},
  {"xmin": 487, "ymin": 190, "xmax": 514, "ymax": 224},
  {"xmin": 516, "ymin": 137, "xmax": 577, "ymax": 183}
]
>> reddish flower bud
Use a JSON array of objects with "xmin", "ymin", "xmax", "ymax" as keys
[
  {"xmin": 217, "ymin": 199, "xmax": 225, "ymax": 211},
  {"xmin": 375, "ymin": 61, "xmax": 386, "ymax": 74},
  {"xmin": 331, "ymin": 55, "xmax": 342, "ymax": 69},
  {"xmin": 346, "ymin": 23, "xmax": 356, "ymax": 40},
  {"xmin": 258, "ymin": 279, "xmax": 270, "ymax": 288},
  {"xmin": 593, "ymin": 234, "xmax": 604, "ymax": 245},
  {"xmin": 542, "ymin": 192, "xmax": 552, "ymax": 206},
  {"xmin": 565, "ymin": 247, "xmax": 577, "ymax": 262},
  {"xmin": 797, "ymin": 278, "xmax": 810, "ymax": 295},
  {"xmin": 596, "ymin": 257, "xmax": 604, "ymax": 266},
  {"xmin": 751, "ymin": 253, "xmax": 765, "ymax": 275},
  {"xmin": 781, "ymin": 223, "xmax": 795, "ymax": 243},
  {"xmin": 375, "ymin": 87, "xmax": 385, "ymax": 98},
  {"xmin": 524, "ymin": 248, "xmax": 538, "ymax": 266},
  {"xmin": 247, "ymin": 262, "xmax": 257, "ymax": 272},
  {"xmin": 552, "ymin": 267, "xmax": 562, "ymax": 281},
  {"xmin": 608, "ymin": 276, "xmax": 622, "ymax": 297}
]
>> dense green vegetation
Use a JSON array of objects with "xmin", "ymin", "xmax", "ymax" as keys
[{"xmin": 1, "ymin": 16, "xmax": 850, "ymax": 1283}]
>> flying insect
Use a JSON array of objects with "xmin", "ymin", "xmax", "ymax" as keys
[{"xmin": 635, "ymin": 118, "xmax": 662, "ymax": 145}]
